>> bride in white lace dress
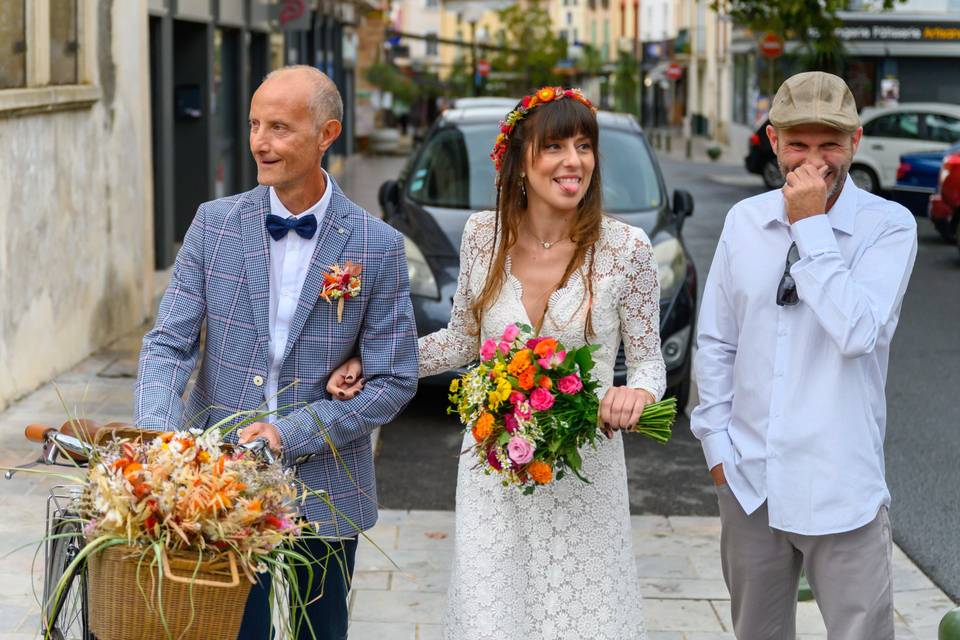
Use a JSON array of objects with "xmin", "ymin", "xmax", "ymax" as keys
[{"xmin": 332, "ymin": 87, "xmax": 665, "ymax": 639}]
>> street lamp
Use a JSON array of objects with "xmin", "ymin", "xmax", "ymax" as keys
[{"xmin": 443, "ymin": 0, "xmax": 512, "ymax": 96}]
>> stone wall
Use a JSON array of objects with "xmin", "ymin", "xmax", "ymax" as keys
[{"xmin": 0, "ymin": 0, "xmax": 153, "ymax": 411}]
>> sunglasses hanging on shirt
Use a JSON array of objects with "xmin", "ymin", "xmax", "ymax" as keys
[{"xmin": 776, "ymin": 242, "xmax": 801, "ymax": 307}]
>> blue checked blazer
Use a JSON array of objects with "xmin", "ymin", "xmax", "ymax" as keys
[{"xmin": 134, "ymin": 180, "xmax": 419, "ymax": 537}]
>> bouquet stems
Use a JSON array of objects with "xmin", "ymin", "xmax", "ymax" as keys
[{"xmin": 627, "ymin": 396, "xmax": 677, "ymax": 444}]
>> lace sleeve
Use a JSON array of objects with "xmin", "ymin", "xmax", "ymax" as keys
[
  {"xmin": 618, "ymin": 227, "xmax": 667, "ymax": 400},
  {"xmin": 417, "ymin": 211, "xmax": 491, "ymax": 377}
]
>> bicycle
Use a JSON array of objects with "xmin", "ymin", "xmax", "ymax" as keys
[{"xmin": 5, "ymin": 420, "xmax": 278, "ymax": 640}]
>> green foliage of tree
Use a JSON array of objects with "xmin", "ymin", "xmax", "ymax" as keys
[
  {"xmin": 612, "ymin": 51, "xmax": 639, "ymax": 115},
  {"xmin": 491, "ymin": 1, "xmax": 566, "ymax": 94},
  {"xmin": 365, "ymin": 62, "xmax": 419, "ymax": 104},
  {"xmin": 712, "ymin": 0, "xmax": 905, "ymax": 72}
]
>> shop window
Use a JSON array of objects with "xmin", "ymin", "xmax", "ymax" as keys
[
  {"xmin": 426, "ymin": 32, "xmax": 438, "ymax": 56},
  {"xmin": 50, "ymin": 0, "xmax": 80, "ymax": 85},
  {"xmin": 863, "ymin": 113, "xmax": 920, "ymax": 140},
  {"xmin": 923, "ymin": 113, "xmax": 960, "ymax": 144}
]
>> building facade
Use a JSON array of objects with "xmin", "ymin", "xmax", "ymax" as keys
[{"xmin": 0, "ymin": 0, "xmax": 154, "ymax": 411}]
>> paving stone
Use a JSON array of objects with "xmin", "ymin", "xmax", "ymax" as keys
[
  {"xmin": 390, "ymin": 570, "xmax": 449, "ymax": 593},
  {"xmin": 630, "ymin": 514, "xmax": 672, "ymax": 534},
  {"xmin": 646, "ymin": 632, "xmax": 684, "ymax": 640},
  {"xmin": 640, "ymin": 577, "xmax": 731, "ymax": 600},
  {"xmin": 895, "ymin": 588, "xmax": 959, "ymax": 629},
  {"xmin": 350, "ymin": 589, "xmax": 446, "ymax": 624},
  {"xmin": 795, "ymin": 601, "xmax": 828, "ymax": 635},
  {"xmin": 642, "ymin": 598, "xmax": 725, "ymax": 632},
  {"xmin": 416, "ymin": 623, "xmax": 442, "ymax": 640},
  {"xmin": 636, "ymin": 554, "xmax": 697, "ymax": 579},
  {"xmin": 394, "ymin": 525, "xmax": 456, "ymax": 551},
  {"xmin": 352, "ymin": 571, "xmax": 390, "ymax": 591},
  {"xmin": 347, "ymin": 620, "xmax": 416, "ymax": 640}
]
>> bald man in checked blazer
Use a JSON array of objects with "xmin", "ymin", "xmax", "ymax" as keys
[{"xmin": 134, "ymin": 66, "xmax": 418, "ymax": 640}]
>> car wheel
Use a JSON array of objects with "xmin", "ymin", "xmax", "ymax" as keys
[
  {"xmin": 849, "ymin": 165, "xmax": 879, "ymax": 193},
  {"xmin": 762, "ymin": 159, "xmax": 784, "ymax": 189}
]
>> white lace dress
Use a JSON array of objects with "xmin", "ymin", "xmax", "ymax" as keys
[{"xmin": 419, "ymin": 210, "xmax": 666, "ymax": 640}]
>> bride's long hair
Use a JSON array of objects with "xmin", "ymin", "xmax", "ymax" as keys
[{"xmin": 471, "ymin": 96, "xmax": 604, "ymax": 338}]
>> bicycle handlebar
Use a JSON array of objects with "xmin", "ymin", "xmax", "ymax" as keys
[{"xmin": 25, "ymin": 423, "xmax": 54, "ymax": 443}]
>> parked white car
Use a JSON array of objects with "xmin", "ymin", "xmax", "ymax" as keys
[{"xmin": 853, "ymin": 103, "xmax": 960, "ymax": 193}]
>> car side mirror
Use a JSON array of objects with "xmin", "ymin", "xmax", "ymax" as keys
[
  {"xmin": 672, "ymin": 189, "xmax": 694, "ymax": 228},
  {"xmin": 378, "ymin": 180, "xmax": 400, "ymax": 218}
]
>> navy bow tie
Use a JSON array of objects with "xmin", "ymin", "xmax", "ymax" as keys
[{"xmin": 265, "ymin": 213, "xmax": 318, "ymax": 241}]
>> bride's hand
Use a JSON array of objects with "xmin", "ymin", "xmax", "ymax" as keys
[
  {"xmin": 599, "ymin": 386, "xmax": 655, "ymax": 437},
  {"xmin": 327, "ymin": 356, "xmax": 364, "ymax": 400}
]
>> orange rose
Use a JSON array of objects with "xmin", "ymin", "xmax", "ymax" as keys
[
  {"xmin": 538, "ymin": 375, "xmax": 552, "ymax": 389},
  {"xmin": 507, "ymin": 349, "xmax": 533, "ymax": 376},
  {"xmin": 518, "ymin": 367, "xmax": 536, "ymax": 390},
  {"xmin": 533, "ymin": 338, "xmax": 558, "ymax": 359},
  {"xmin": 528, "ymin": 460, "xmax": 553, "ymax": 484},
  {"xmin": 474, "ymin": 413, "xmax": 494, "ymax": 440}
]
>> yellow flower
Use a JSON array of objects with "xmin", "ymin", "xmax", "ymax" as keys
[
  {"xmin": 537, "ymin": 87, "xmax": 555, "ymax": 102},
  {"xmin": 449, "ymin": 378, "xmax": 460, "ymax": 393}
]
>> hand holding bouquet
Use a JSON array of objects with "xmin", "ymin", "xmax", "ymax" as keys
[{"xmin": 448, "ymin": 323, "xmax": 676, "ymax": 493}]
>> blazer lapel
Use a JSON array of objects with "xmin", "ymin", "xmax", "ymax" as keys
[
  {"xmin": 240, "ymin": 186, "xmax": 273, "ymax": 369},
  {"xmin": 282, "ymin": 179, "xmax": 354, "ymax": 363}
]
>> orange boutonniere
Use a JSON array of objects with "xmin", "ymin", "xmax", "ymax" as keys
[{"xmin": 319, "ymin": 260, "xmax": 363, "ymax": 322}]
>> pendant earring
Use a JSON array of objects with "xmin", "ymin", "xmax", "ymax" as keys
[{"xmin": 519, "ymin": 172, "xmax": 527, "ymax": 200}]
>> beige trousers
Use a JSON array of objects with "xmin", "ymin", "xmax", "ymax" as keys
[{"xmin": 716, "ymin": 484, "xmax": 894, "ymax": 640}]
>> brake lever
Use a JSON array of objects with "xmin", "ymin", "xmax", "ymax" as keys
[{"xmin": 4, "ymin": 458, "xmax": 45, "ymax": 480}]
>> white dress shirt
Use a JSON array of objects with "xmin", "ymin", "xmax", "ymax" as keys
[
  {"xmin": 265, "ymin": 172, "xmax": 332, "ymax": 416},
  {"xmin": 691, "ymin": 176, "xmax": 917, "ymax": 535}
]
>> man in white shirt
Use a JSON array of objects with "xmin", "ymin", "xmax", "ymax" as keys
[{"xmin": 691, "ymin": 71, "xmax": 917, "ymax": 639}]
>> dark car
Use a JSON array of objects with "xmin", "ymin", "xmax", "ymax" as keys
[
  {"xmin": 378, "ymin": 107, "xmax": 698, "ymax": 410},
  {"xmin": 744, "ymin": 120, "xmax": 783, "ymax": 189},
  {"xmin": 891, "ymin": 150, "xmax": 945, "ymax": 220}
]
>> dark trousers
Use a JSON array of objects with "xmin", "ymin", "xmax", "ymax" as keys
[{"xmin": 236, "ymin": 536, "xmax": 358, "ymax": 640}]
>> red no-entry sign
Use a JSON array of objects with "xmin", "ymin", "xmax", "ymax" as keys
[
  {"xmin": 665, "ymin": 63, "xmax": 683, "ymax": 80},
  {"xmin": 477, "ymin": 59, "xmax": 491, "ymax": 78},
  {"xmin": 759, "ymin": 32, "xmax": 784, "ymax": 59}
]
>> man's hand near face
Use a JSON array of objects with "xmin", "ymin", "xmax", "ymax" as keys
[{"xmin": 783, "ymin": 164, "xmax": 829, "ymax": 224}]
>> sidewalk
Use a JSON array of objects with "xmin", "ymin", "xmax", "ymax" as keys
[
  {"xmin": 0, "ymin": 325, "xmax": 955, "ymax": 639},
  {"xmin": 646, "ymin": 122, "xmax": 754, "ymax": 169}
]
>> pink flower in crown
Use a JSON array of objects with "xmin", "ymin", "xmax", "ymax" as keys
[
  {"xmin": 507, "ymin": 437, "xmax": 535, "ymax": 465},
  {"xmin": 537, "ymin": 349, "xmax": 566, "ymax": 370},
  {"xmin": 529, "ymin": 388, "xmax": 555, "ymax": 411},
  {"xmin": 509, "ymin": 391, "xmax": 526, "ymax": 406},
  {"xmin": 504, "ymin": 412, "xmax": 519, "ymax": 433},
  {"xmin": 501, "ymin": 323, "xmax": 521, "ymax": 343},
  {"xmin": 480, "ymin": 338, "xmax": 498, "ymax": 362},
  {"xmin": 557, "ymin": 374, "xmax": 583, "ymax": 395},
  {"xmin": 515, "ymin": 401, "xmax": 533, "ymax": 421}
]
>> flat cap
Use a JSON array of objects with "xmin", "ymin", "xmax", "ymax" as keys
[{"xmin": 768, "ymin": 71, "xmax": 860, "ymax": 132}]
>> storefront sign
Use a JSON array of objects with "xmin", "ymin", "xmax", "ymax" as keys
[{"xmin": 827, "ymin": 21, "xmax": 960, "ymax": 42}]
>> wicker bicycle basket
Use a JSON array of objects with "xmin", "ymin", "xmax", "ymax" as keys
[{"xmin": 86, "ymin": 544, "xmax": 252, "ymax": 640}]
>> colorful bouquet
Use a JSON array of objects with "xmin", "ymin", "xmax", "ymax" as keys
[
  {"xmin": 82, "ymin": 428, "xmax": 299, "ymax": 577},
  {"xmin": 320, "ymin": 260, "xmax": 363, "ymax": 322},
  {"xmin": 448, "ymin": 323, "xmax": 676, "ymax": 493}
]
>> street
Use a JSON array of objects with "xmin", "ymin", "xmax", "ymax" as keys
[{"xmin": 371, "ymin": 152, "xmax": 960, "ymax": 602}]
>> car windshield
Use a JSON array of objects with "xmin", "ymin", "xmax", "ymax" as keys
[{"xmin": 406, "ymin": 123, "xmax": 663, "ymax": 212}]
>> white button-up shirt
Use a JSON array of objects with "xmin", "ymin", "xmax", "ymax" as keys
[
  {"xmin": 265, "ymin": 172, "xmax": 332, "ymax": 416},
  {"xmin": 691, "ymin": 176, "xmax": 917, "ymax": 535}
]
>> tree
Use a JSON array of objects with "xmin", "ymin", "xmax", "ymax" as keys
[
  {"xmin": 712, "ymin": 0, "xmax": 905, "ymax": 72},
  {"xmin": 612, "ymin": 51, "xmax": 640, "ymax": 115},
  {"xmin": 491, "ymin": 1, "xmax": 566, "ymax": 95}
]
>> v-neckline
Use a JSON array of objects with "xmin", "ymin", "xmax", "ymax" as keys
[{"xmin": 504, "ymin": 252, "xmax": 586, "ymax": 332}]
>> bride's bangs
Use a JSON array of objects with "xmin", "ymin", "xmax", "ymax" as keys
[{"xmin": 527, "ymin": 98, "xmax": 599, "ymax": 160}]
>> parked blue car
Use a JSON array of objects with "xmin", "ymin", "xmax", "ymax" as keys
[{"xmin": 891, "ymin": 150, "xmax": 945, "ymax": 217}]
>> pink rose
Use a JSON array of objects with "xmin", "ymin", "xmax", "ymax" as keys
[
  {"xmin": 480, "ymin": 338, "xmax": 497, "ymax": 361},
  {"xmin": 557, "ymin": 374, "xmax": 583, "ymax": 395},
  {"xmin": 537, "ymin": 349, "xmax": 566, "ymax": 370},
  {"xmin": 509, "ymin": 391, "xmax": 526, "ymax": 406},
  {"xmin": 504, "ymin": 412, "xmax": 519, "ymax": 433},
  {"xmin": 498, "ymin": 341, "xmax": 511, "ymax": 355},
  {"xmin": 529, "ymin": 388, "xmax": 555, "ymax": 411},
  {"xmin": 515, "ymin": 401, "xmax": 533, "ymax": 421},
  {"xmin": 507, "ymin": 437, "xmax": 535, "ymax": 465},
  {"xmin": 486, "ymin": 445, "xmax": 503, "ymax": 471},
  {"xmin": 525, "ymin": 337, "xmax": 544, "ymax": 350},
  {"xmin": 501, "ymin": 323, "xmax": 520, "ymax": 343}
]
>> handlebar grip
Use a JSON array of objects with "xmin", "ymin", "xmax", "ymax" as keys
[{"xmin": 25, "ymin": 424, "xmax": 54, "ymax": 443}]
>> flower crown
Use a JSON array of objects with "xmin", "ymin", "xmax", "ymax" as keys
[{"xmin": 490, "ymin": 86, "xmax": 598, "ymax": 174}]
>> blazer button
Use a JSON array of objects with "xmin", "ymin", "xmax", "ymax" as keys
[{"xmin": 253, "ymin": 375, "xmax": 264, "ymax": 387}]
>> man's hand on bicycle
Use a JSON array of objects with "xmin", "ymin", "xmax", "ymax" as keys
[{"xmin": 237, "ymin": 421, "xmax": 282, "ymax": 452}]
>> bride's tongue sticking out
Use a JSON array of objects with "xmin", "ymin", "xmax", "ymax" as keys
[{"xmin": 555, "ymin": 176, "xmax": 580, "ymax": 195}]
